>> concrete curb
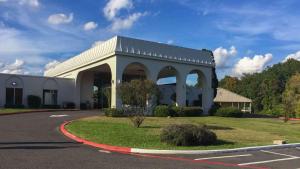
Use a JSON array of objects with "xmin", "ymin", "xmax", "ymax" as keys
[
  {"xmin": 60, "ymin": 121, "xmax": 300, "ymax": 155},
  {"xmin": 60, "ymin": 121, "xmax": 131, "ymax": 153},
  {"xmin": 0, "ymin": 109, "xmax": 79, "ymax": 116}
]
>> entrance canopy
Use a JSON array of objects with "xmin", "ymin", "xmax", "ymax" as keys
[{"xmin": 44, "ymin": 36, "xmax": 215, "ymax": 77}]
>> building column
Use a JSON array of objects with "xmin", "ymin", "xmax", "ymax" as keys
[
  {"xmin": 110, "ymin": 61, "xmax": 122, "ymax": 109},
  {"xmin": 202, "ymin": 87, "xmax": 214, "ymax": 114},
  {"xmin": 176, "ymin": 74, "xmax": 186, "ymax": 107}
]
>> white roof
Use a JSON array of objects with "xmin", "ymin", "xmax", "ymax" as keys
[
  {"xmin": 45, "ymin": 36, "xmax": 215, "ymax": 77},
  {"xmin": 214, "ymin": 88, "xmax": 252, "ymax": 103}
]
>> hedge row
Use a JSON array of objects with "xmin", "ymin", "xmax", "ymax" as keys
[
  {"xmin": 154, "ymin": 105, "xmax": 203, "ymax": 117},
  {"xmin": 214, "ymin": 107, "xmax": 243, "ymax": 118}
]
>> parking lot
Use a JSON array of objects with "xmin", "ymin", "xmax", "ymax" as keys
[{"xmin": 141, "ymin": 147, "xmax": 300, "ymax": 169}]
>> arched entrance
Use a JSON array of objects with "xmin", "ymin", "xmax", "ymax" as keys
[
  {"xmin": 156, "ymin": 66, "xmax": 178, "ymax": 105},
  {"xmin": 122, "ymin": 62, "xmax": 149, "ymax": 82},
  {"xmin": 186, "ymin": 70, "xmax": 207, "ymax": 108}
]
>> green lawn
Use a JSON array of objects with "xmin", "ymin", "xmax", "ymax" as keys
[
  {"xmin": 0, "ymin": 108, "xmax": 34, "ymax": 114},
  {"xmin": 66, "ymin": 116, "xmax": 300, "ymax": 150}
]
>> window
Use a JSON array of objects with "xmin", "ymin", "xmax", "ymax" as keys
[
  {"xmin": 6, "ymin": 88, "xmax": 23, "ymax": 105},
  {"xmin": 43, "ymin": 90, "xmax": 57, "ymax": 105}
]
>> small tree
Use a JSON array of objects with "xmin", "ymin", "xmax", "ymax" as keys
[
  {"xmin": 282, "ymin": 73, "xmax": 300, "ymax": 122},
  {"xmin": 118, "ymin": 79, "xmax": 159, "ymax": 127}
]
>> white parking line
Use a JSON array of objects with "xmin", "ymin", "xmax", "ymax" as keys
[
  {"xmin": 238, "ymin": 157, "xmax": 300, "ymax": 166},
  {"xmin": 49, "ymin": 115, "xmax": 69, "ymax": 118},
  {"xmin": 260, "ymin": 150, "xmax": 298, "ymax": 158},
  {"xmin": 194, "ymin": 154, "xmax": 252, "ymax": 160},
  {"xmin": 239, "ymin": 150, "xmax": 300, "ymax": 166},
  {"xmin": 98, "ymin": 150, "xmax": 111, "ymax": 153},
  {"xmin": 296, "ymin": 147, "xmax": 300, "ymax": 150}
]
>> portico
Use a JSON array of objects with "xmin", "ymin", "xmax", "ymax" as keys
[{"xmin": 43, "ymin": 36, "xmax": 215, "ymax": 114}]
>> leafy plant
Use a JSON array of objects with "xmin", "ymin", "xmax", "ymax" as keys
[
  {"xmin": 160, "ymin": 124, "xmax": 217, "ymax": 146},
  {"xmin": 215, "ymin": 107, "xmax": 243, "ymax": 118},
  {"xmin": 27, "ymin": 95, "xmax": 41, "ymax": 108}
]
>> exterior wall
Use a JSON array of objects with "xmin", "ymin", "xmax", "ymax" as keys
[{"xmin": 0, "ymin": 73, "xmax": 75, "ymax": 108}]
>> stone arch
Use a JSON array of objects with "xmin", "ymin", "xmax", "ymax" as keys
[
  {"xmin": 5, "ymin": 76, "xmax": 24, "ymax": 88},
  {"xmin": 76, "ymin": 63, "xmax": 113, "ymax": 109},
  {"xmin": 122, "ymin": 62, "xmax": 150, "ymax": 82},
  {"xmin": 185, "ymin": 69, "xmax": 207, "ymax": 107},
  {"xmin": 156, "ymin": 65, "xmax": 180, "ymax": 106},
  {"xmin": 43, "ymin": 78, "xmax": 59, "ymax": 90}
]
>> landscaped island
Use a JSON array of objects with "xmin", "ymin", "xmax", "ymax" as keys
[{"xmin": 65, "ymin": 116, "xmax": 300, "ymax": 150}]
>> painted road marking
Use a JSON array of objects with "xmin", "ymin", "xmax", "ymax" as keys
[
  {"xmin": 296, "ymin": 147, "xmax": 300, "ymax": 150},
  {"xmin": 98, "ymin": 150, "xmax": 111, "ymax": 153},
  {"xmin": 260, "ymin": 150, "xmax": 298, "ymax": 158},
  {"xmin": 49, "ymin": 115, "xmax": 69, "ymax": 118},
  {"xmin": 194, "ymin": 154, "xmax": 252, "ymax": 160},
  {"xmin": 238, "ymin": 157, "xmax": 300, "ymax": 166}
]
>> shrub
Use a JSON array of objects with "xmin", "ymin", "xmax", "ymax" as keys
[
  {"xmin": 27, "ymin": 95, "xmax": 41, "ymax": 108},
  {"xmin": 154, "ymin": 105, "xmax": 171, "ymax": 117},
  {"xmin": 209, "ymin": 103, "xmax": 220, "ymax": 116},
  {"xmin": 181, "ymin": 107, "xmax": 203, "ymax": 117},
  {"xmin": 170, "ymin": 106, "xmax": 183, "ymax": 116},
  {"xmin": 80, "ymin": 103, "xmax": 87, "ymax": 110},
  {"xmin": 215, "ymin": 107, "xmax": 243, "ymax": 117},
  {"xmin": 129, "ymin": 113, "xmax": 145, "ymax": 128},
  {"xmin": 160, "ymin": 124, "xmax": 217, "ymax": 146},
  {"xmin": 171, "ymin": 106, "xmax": 202, "ymax": 117},
  {"xmin": 103, "ymin": 108, "xmax": 126, "ymax": 117},
  {"xmin": 4, "ymin": 104, "xmax": 25, "ymax": 109},
  {"xmin": 42, "ymin": 105, "xmax": 60, "ymax": 109},
  {"xmin": 62, "ymin": 102, "xmax": 76, "ymax": 109}
]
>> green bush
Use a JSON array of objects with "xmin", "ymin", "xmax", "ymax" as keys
[
  {"xmin": 171, "ymin": 106, "xmax": 202, "ymax": 117},
  {"xmin": 104, "ymin": 108, "xmax": 126, "ymax": 117},
  {"xmin": 215, "ymin": 107, "xmax": 243, "ymax": 117},
  {"xmin": 42, "ymin": 105, "xmax": 60, "ymax": 109},
  {"xmin": 181, "ymin": 107, "xmax": 203, "ymax": 117},
  {"xmin": 4, "ymin": 104, "xmax": 25, "ymax": 109},
  {"xmin": 62, "ymin": 102, "xmax": 76, "ymax": 109},
  {"xmin": 160, "ymin": 124, "xmax": 217, "ymax": 146},
  {"xmin": 27, "ymin": 95, "xmax": 41, "ymax": 108},
  {"xmin": 209, "ymin": 103, "xmax": 220, "ymax": 116},
  {"xmin": 154, "ymin": 105, "xmax": 171, "ymax": 117}
]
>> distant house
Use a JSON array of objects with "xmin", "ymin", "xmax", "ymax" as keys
[{"xmin": 214, "ymin": 88, "xmax": 252, "ymax": 113}]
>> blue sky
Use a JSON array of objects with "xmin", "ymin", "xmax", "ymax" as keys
[{"xmin": 0, "ymin": 0, "xmax": 300, "ymax": 80}]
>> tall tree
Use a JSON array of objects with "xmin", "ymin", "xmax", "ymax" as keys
[
  {"xmin": 219, "ymin": 76, "xmax": 239, "ymax": 93},
  {"xmin": 283, "ymin": 73, "xmax": 300, "ymax": 120}
]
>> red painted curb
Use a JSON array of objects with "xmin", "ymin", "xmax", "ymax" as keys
[
  {"xmin": 60, "ymin": 121, "xmax": 131, "ymax": 153},
  {"xmin": 289, "ymin": 118, "xmax": 300, "ymax": 121}
]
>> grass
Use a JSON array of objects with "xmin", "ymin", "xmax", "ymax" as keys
[
  {"xmin": 0, "ymin": 108, "xmax": 34, "ymax": 114},
  {"xmin": 66, "ymin": 116, "xmax": 300, "ymax": 150}
]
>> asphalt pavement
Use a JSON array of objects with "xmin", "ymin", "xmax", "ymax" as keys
[{"xmin": 0, "ymin": 111, "xmax": 299, "ymax": 169}]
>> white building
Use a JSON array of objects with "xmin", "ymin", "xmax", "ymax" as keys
[{"xmin": 0, "ymin": 36, "xmax": 216, "ymax": 114}]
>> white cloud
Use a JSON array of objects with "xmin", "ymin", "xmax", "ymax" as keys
[
  {"xmin": 83, "ymin": 21, "xmax": 98, "ymax": 31},
  {"xmin": 0, "ymin": 59, "xmax": 28, "ymax": 75},
  {"xmin": 283, "ymin": 51, "xmax": 300, "ymax": 62},
  {"xmin": 213, "ymin": 46, "xmax": 237, "ymax": 68},
  {"xmin": 167, "ymin": 40, "xmax": 174, "ymax": 44},
  {"xmin": 44, "ymin": 60, "xmax": 60, "ymax": 72},
  {"xmin": 19, "ymin": 0, "xmax": 39, "ymax": 7},
  {"xmin": 103, "ymin": 0, "xmax": 146, "ymax": 32},
  {"xmin": 233, "ymin": 53, "xmax": 273, "ymax": 77},
  {"xmin": 103, "ymin": 0, "xmax": 133, "ymax": 21},
  {"xmin": 111, "ymin": 12, "xmax": 145, "ymax": 32},
  {"xmin": 92, "ymin": 40, "xmax": 104, "ymax": 47},
  {"xmin": 48, "ymin": 13, "xmax": 73, "ymax": 25}
]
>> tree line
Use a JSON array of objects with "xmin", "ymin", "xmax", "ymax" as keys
[{"xmin": 219, "ymin": 59, "xmax": 300, "ymax": 117}]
